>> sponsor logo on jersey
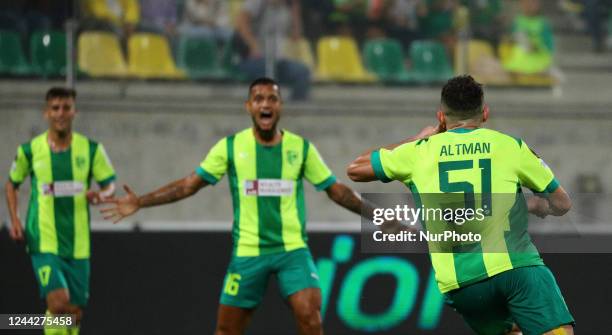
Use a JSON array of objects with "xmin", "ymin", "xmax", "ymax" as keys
[
  {"xmin": 244, "ymin": 179, "xmax": 294, "ymax": 196},
  {"xmin": 42, "ymin": 181, "xmax": 85, "ymax": 197}
]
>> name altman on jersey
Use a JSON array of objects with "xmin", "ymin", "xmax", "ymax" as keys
[{"xmin": 373, "ymin": 230, "xmax": 482, "ymax": 243}]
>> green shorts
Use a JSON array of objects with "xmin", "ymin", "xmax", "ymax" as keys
[
  {"xmin": 31, "ymin": 253, "xmax": 90, "ymax": 307},
  {"xmin": 220, "ymin": 248, "xmax": 320, "ymax": 308},
  {"xmin": 444, "ymin": 265, "xmax": 574, "ymax": 335}
]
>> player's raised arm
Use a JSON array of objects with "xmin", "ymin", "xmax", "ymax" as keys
[
  {"xmin": 100, "ymin": 172, "xmax": 208, "ymax": 223},
  {"xmin": 347, "ymin": 124, "xmax": 443, "ymax": 182}
]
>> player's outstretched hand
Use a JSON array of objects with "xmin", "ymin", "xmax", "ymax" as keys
[
  {"xmin": 100, "ymin": 185, "xmax": 139, "ymax": 224},
  {"xmin": 9, "ymin": 219, "xmax": 24, "ymax": 241}
]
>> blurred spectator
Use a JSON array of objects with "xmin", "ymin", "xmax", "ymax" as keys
[
  {"xmin": 300, "ymin": 0, "xmax": 336, "ymax": 43},
  {"xmin": 581, "ymin": 0, "xmax": 611, "ymax": 52},
  {"xmin": 235, "ymin": 0, "xmax": 311, "ymax": 101},
  {"xmin": 463, "ymin": 0, "xmax": 505, "ymax": 48},
  {"xmin": 81, "ymin": 0, "xmax": 140, "ymax": 38},
  {"xmin": 329, "ymin": 0, "xmax": 377, "ymax": 44},
  {"xmin": 0, "ymin": 0, "xmax": 71, "ymax": 36},
  {"xmin": 384, "ymin": 0, "xmax": 428, "ymax": 51},
  {"xmin": 420, "ymin": 0, "xmax": 459, "ymax": 53},
  {"xmin": 178, "ymin": 0, "xmax": 232, "ymax": 43},
  {"xmin": 139, "ymin": 0, "xmax": 178, "ymax": 36},
  {"xmin": 502, "ymin": 0, "xmax": 554, "ymax": 74}
]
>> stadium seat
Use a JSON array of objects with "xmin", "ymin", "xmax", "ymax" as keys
[
  {"xmin": 177, "ymin": 36, "xmax": 227, "ymax": 79},
  {"xmin": 408, "ymin": 40, "xmax": 453, "ymax": 83},
  {"xmin": 316, "ymin": 36, "xmax": 376, "ymax": 83},
  {"xmin": 0, "ymin": 30, "xmax": 31, "ymax": 76},
  {"xmin": 283, "ymin": 37, "xmax": 315, "ymax": 72},
  {"xmin": 30, "ymin": 31, "xmax": 67, "ymax": 77},
  {"xmin": 362, "ymin": 38, "xmax": 413, "ymax": 83},
  {"xmin": 454, "ymin": 39, "xmax": 495, "ymax": 73},
  {"xmin": 78, "ymin": 31, "xmax": 128, "ymax": 77},
  {"xmin": 127, "ymin": 33, "xmax": 185, "ymax": 79},
  {"xmin": 453, "ymin": 39, "xmax": 511, "ymax": 85},
  {"xmin": 219, "ymin": 42, "xmax": 247, "ymax": 81}
]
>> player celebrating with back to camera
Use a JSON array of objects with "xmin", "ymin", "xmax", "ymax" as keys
[{"xmin": 347, "ymin": 75, "xmax": 575, "ymax": 335}]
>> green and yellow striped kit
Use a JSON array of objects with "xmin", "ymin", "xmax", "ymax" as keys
[
  {"xmin": 197, "ymin": 128, "xmax": 336, "ymax": 257},
  {"xmin": 372, "ymin": 128, "xmax": 559, "ymax": 293},
  {"xmin": 9, "ymin": 131, "xmax": 116, "ymax": 259}
]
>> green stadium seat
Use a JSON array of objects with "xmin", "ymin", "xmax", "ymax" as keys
[
  {"xmin": 30, "ymin": 31, "xmax": 67, "ymax": 77},
  {"xmin": 177, "ymin": 36, "xmax": 227, "ymax": 80},
  {"xmin": 362, "ymin": 38, "xmax": 413, "ymax": 83},
  {"xmin": 219, "ymin": 42, "xmax": 247, "ymax": 81},
  {"xmin": 408, "ymin": 40, "xmax": 453, "ymax": 83},
  {"xmin": 0, "ymin": 30, "xmax": 31, "ymax": 76}
]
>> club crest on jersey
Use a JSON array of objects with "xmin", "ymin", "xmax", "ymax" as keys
[
  {"xmin": 287, "ymin": 150, "xmax": 298, "ymax": 165},
  {"xmin": 76, "ymin": 156, "xmax": 86, "ymax": 170}
]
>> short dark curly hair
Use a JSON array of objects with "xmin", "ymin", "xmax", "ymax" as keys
[
  {"xmin": 248, "ymin": 77, "xmax": 281, "ymax": 99},
  {"xmin": 440, "ymin": 75, "xmax": 484, "ymax": 120},
  {"xmin": 45, "ymin": 87, "xmax": 76, "ymax": 101}
]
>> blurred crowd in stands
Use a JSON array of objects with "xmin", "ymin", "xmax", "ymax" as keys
[{"xmin": 0, "ymin": 0, "xmax": 610, "ymax": 100}]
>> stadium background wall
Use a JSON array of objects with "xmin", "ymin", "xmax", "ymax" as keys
[
  {"xmin": 2, "ymin": 106, "xmax": 612, "ymax": 224},
  {"xmin": 1, "ymin": 231, "xmax": 610, "ymax": 334}
]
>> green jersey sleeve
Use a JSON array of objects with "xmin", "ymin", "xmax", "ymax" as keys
[
  {"xmin": 371, "ymin": 141, "xmax": 418, "ymax": 183},
  {"xmin": 9, "ymin": 145, "xmax": 31, "ymax": 187},
  {"xmin": 196, "ymin": 138, "xmax": 228, "ymax": 185},
  {"xmin": 92, "ymin": 143, "xmax": 116, "ymax": 187},
  {"xmin": 517, "ymin": 142, "xmax": 559, "ymax": 194},
  {"xmin": 304, "ymin": 142, "xmax": 336, "ymax": 191}
]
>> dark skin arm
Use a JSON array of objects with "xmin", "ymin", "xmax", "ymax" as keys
[
  {"xmin": 325, "ymin": 182, "xmax": 411, "ymax": 234},
  {"xmin": 101, "ymin": 172, "xmax": 208, "ymax": 223}
]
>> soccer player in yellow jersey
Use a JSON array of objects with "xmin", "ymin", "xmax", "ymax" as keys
[
  {"xmin": 348, "ymin": 75, "xmax": 575, "ymax": 335},
  {"xmin": 101, "ymin": 78, "xmax": 369, "ymax": 335},
  {"xmin": 6, "ymin": 87, "xmax": 117, "ymax": 335}
]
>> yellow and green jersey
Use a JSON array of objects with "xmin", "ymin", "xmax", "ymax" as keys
[
  {"xmin": 196, "ymin": 128, "xmax": 336, "ymax": 257},
  {"xmin": 371, "ymin": 128, "xmax": 559, "ymax": 293},
  {"xmin": 9, "ymin": 131, "xmax": 116, "ymax": 259}
]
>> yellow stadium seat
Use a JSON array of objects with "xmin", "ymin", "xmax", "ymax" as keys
[
  {"xmin": 497, "ymin": 39, "xmax": 514, "ymax": 65},
  {"xmin": 455, "ymin": 39, "xmax": 511, "ymax": 85},
  {"xmin": 316, "ymin": 36, "xmax": 376, "ymax": 83},
  {"xmin": 78, "ymin": 31, "xmax": 128, "ymax": 77},
  {"xmin": 454, "ymin": 39, "xmax": 495, "ymax": 73},
  {"xmin": 283, "ymin": 37, "xmax": 315, "ymax": 72},
  {"xmin": 127, "ymin": 33, "xmax": 185, "ymax": 79}
]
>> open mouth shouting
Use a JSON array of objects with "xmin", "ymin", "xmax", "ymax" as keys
[{"xmin": 257, "ymin": 109, "xmax": 276, "ymax": 130}]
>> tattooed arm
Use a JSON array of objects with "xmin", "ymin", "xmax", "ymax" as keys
[{"xmin": 100, "ymin": 172, "xmax": 208, "ymax": 223}]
